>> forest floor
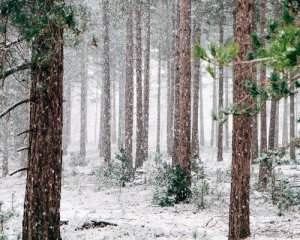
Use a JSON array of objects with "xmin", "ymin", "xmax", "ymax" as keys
[{"xmin": 1, "ymin": 145, "xmax": 300, "ymax": 240}]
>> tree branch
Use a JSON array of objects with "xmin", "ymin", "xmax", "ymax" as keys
[
  {"xmin": 9, "ymin": 168, "xmax": 28, "ymax": 176},
  {"xmin": 0, "ymin": 98, "xmax": 31, "ymax": 119},
  {"xmin": 0, "ymin": 62, "xmax": 31, "ymax": 79}
]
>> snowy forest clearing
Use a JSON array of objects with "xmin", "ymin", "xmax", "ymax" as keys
[{"xmin": 1, "ymin": 146, "xmax": 300, "ymax": 239}]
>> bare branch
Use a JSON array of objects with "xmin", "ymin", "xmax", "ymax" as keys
[
  {"xmin": 17, "ymin": 129, "xmax": 33, "ymax": 137},
  {"xmin": 0, "ymin": 62, "xmax": 31, "ymax": 79},
  {"xmin": 17, "ymin": 147, "xmax": 30, "ymax": 152},
  {"xmin": 9, "ymin": 168, "xmax": 28, "ymax": 176},
  {"xmin": 0, "ymin": 98, "xmax": 31, "ymax": 119}
]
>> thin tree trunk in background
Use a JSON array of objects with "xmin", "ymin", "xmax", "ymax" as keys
[
  {"xmin": 156, "ymin": 47, "xmax": 161, "ymax": 154},
  {"xmin": 217, "ymin": 23, "xmax": 224, "ymax": 162},
  {"xmin": 79, "ymin": 44, "xmax": 87, "ymax": 161},
  {"xmin": 102, "ymin": 0, "xmax": 111, "ymax": 163},
  {"xmin": 142, "ymin": 1, "xmax": 150, "ymax": 162},
  {"xmin": 125, "ymin": 0, "xmax": 134, "ymax": 168},
  {"xmin": 23, "ymin": 13, "xmax": 63, "ymax": 238},
  {"xmin": 135, "ymin": 0, "xmax": 143, "ymax": 168},
  {"xmin": 268, "ymin": 100, "xmax": 277, "ymax": 149},
  {"xmin": 274, "ymin": 103, "xmax": 279, "ymax": 148},
  {"xmin": 199, "ymin": 60, "xmax": 205, "ymax": 146},
  {"xmin": 167, "ymin": 57, "xmax": 174, "ymax": 155},
  {"xmin": 282, "ymin": 97, "xmax": 289, "ymax": 144},
  {"xmin": 229, "ymin": 0, "xmax": 254, "ymax": 238},
  {"xmin": 290, "ymin": 86, "xmax": 296, "ymax": 161},
  {"xmin": 258, "ymin": 0, "xmax": 268, "ymax": 189},
  {"xmin": 167, "ymin": 2, "xmax": 176, "ymax": 156},
  {"xmin": 118, "ymin": 71, "xmax": 125, "ymax": 147},
  {"xmin": 191, "ymin": 20, "xmax": 200, "ymax": 158},
  {"xmin": 224, "ymin": 67, "xmax": 229, "ymax": 149},
  {"xmin": 111, "ymin": 80, "xmax": 117, "ymax": 145},
  {"xmin": 211, "ymin": 69, "xmax": 217, "ymax": 147},
  {"xmin": 178, "ymin": 0, "xmax": 192, "ymax": 183},
  {"xmin": 63, "ymin": 79, "xmax": 72, "ymax": 155},
  {"xmin": 2, "ymin": 98, "xmax": 9, "ymax": 177},
  {"xmin": 172, "ymin": 0, "xmax": 181, "ymax": 165}
]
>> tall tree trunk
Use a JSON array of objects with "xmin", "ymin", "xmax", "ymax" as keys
[
  {"xmin": 102, "ymin": 0, "xmax": 111, "ymax": 163},
  {"xmin": 258, "ymin": 0, "xmax": 268, "ymax": 189},
  {"xmin": 217, "ymin": 23, "xmax": 224, "ymax": 162},
  {"xmin": 156, "ymin": 47, "xmax": 161, "ymax": 154},
  {"xmin": 142, "ymin": 1, "xmax": 150, "ymax": 161},
  {"xmin": 23, "ymin": 10, "xmax": 64, "ymax": 239},
  {"xmin": 79, "ymin": 44, "xmax": 87, "ymax": 161},
  {"xmin": 135, "ymin": 0, "xmax": 143, "ymax": 168},
  {"xmin": 282, "ymin": 97, "xmax": 289, "ymax": 144},
  {"xmin": 172, "ymin": 0, "xmax": 181, "ymax": 165},
  {"xmin": 178, "ymin": 0, "xmax": 192, "ymax": 182},
  {"xmin": 191, "ymin": 20, "xmax": 200, "ymax": 158},
  {"xmin": 125, "ymin": 0, "xmax": 134, "ymax": 168},
  {"xmin": 228, "ymin": 1, "xmax": 254, "ymax": 239}
]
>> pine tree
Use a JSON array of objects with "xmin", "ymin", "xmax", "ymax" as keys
[
  {"xmin": 135, "ymin": 0, "xmax": 144, "ymax": 168},
  {"xmin": 178, "ymin": 0, "xmax": 192, "ymax": 182},
  {"xmin": 191, "ymin": 19, "xmax": 200, "ymax": 158},
  {"xmin": 102, "ymin": 0, "xmax": 111, "ymax": 163},
  {"xmin": 229, "ymin": 0, "xmax": 254, "ymax": 238},
  {"xmin": 142, "ymin": 0, "xmax": 151, "ymax": 161},
  {"xmin": 125, "ymin": 0, "xmax": 134, "ymax": 169}
]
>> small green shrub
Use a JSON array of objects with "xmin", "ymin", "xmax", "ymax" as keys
[
  {"xmin": 96, "ymin": 147, "xmax": 135, "ymax": 188},
  {"xmin": 153, "ymin": 163, "xmax": 191, "ymax": 207},
  {"xmin": 190, "ymin": 159, "xmax": 210, "ymax": 210},
  {"xmin": 276, "ymin": 180, "xmax": 300, "ymax": 216}
]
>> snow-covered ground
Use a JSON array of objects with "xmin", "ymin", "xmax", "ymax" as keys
[{"xmin": 1, "ymin": 144, "xmax": 300, "ymax": 240}]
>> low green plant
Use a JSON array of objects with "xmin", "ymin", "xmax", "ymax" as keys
[
  {"xmin": 191, "ymin": 159, "xmax": 209, "ymax": 210},
  {"xmin": 153, "ymin": 163, "xmax": 191, "ymax": 207},
  {"xmin": 97, "ymin": 147, "xmax": 135, "ymax": 188},
  {"xmin": 276, "ymin": 180, "xmax": 300, "ymax": 216}
]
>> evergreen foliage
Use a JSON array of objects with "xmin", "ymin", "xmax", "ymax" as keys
[{"xmin": 153, "ymin": 163, "xmax": 191, "ymax": 207}]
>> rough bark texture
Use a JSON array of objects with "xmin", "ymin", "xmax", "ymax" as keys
[
  {"xmin": 102, "ymin": 0, "xmax": 111, "ymax": 163},
  {"xmin": 79, "ymin": 44, "xmax": 87, "ymax": 160},
  {"xmin": 22, "ymin": 7, "xmax": 64, "ymax": 239},
  {"xmin": 258, "ymin": 0, "xmax": 268, "ymax": 189},
  {"xmin": 178, "ymin": 0, "xmax": 192, "ymax": 182},
  {"xmin": 229, "ymin": 1, "xmax": 254, "ymax": 239},
  {"xmin": 142, "ymin": 2, "xmax": 150, "ymax": 162},
  {"xmin": 217, "ymin": 24, "xmax": 224, "ymax": 162},
  {"xmin": 156, "ymin": 47, "xmax": 161, "ymax": 154},
  {"xmin": 125, "ymin": 0, "xmax": 134, "ymax": 168},
  {"xmin": 172, "ymin": 0, "xmax": 181, "ymax": 165},
  {"xmin": 191, "ymin": 20, "xmax": 200, "ymax": 158},
  {"xmin": 135, "ymin": 0, "xmax": 143, "ymax": 168}
]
